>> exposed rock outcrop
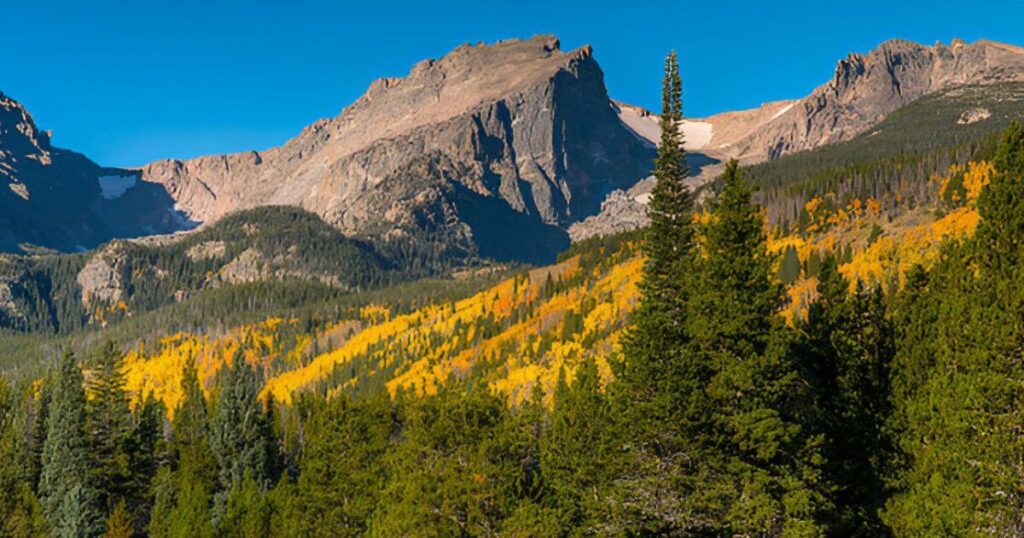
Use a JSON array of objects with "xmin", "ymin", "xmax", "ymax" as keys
[
  {"xmin": 698, "ymin": 39, "xmax": 1024, "ymax": 161},
  {"xmin": 573, "ymin": 38, "xmax": 1024, "ymax": 242},
  {"xmin": 0, "ymin": 92, "xmax": 189, "ymax": 253},
  {"xmin": 140, "ymin": 36, "xmax": 654, "ymax": 264}
]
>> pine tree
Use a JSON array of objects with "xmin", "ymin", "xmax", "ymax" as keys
[
  {"xmin": 126, "ymin": 394, "xmax": 164, "ymax": 534},
  {"xmin": 286, "ymin": 394, "xmax": 392, "ymax": 536},
  {"xmin": 219, "ymin": 473, "xmax": 271, "ymax": 538},
  {"xmin": 543, "ymin": 359, "xmax": 614, "ymax": 532},
  {"xmin": 685, "ymin": 161, "xmax": 826, "ymax": 535},
  {"xmin": 164, "ymin": 356, "xmax": 216, "ymax": 537},
  {"xmin": 615, "ymin": 50, "xmax": 694, "ymax": 448},
  {"xmin": 102, "ymin": 499, "xmax": 133, "ymax": 538},
  {"xmin": 38, "ymin": 350, "xmax": 103, "ymax": 538},
  {"xmin": 85, "ymin": 340, "xmax": 133, "ymax": 514},
  {"xmin": 210, "ymin": 353, "xmax": 273, "ymax": 524},
  {"xmin": 800, "ymin": 257, "xmax": 893, "ymax": 534}
]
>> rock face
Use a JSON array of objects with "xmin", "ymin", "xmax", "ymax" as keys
[
  {"xmin": 140, "ymin": 36, "xmax": 654, "ymax": 264},
  {"xmin": 572, "ymin": 38, "xmax": 1024, "ymax": 242},
  {"xmin": 0, "ymin": 92, "xmax": 188, "ymax": 253},
  {"xmin": 697, "ymin": 39, "xmax": 1024, "ymax": 161}
]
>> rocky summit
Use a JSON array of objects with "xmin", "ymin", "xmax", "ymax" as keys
[
  {"xmin": 693, "ymin": 38, "xmax": 1024, "ymax": 162},
  {"xmin": 0, "ymin": 92, "xmax": 187, "ymax": 253},
  {"xmin": 570, "ymin": 38, "xmax": 1024, "ymax": 241},
  {"xmin": 140, "ymin": 35, "xmax": 654, "ymax": 264}
]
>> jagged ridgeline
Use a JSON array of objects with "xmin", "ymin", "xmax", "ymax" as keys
[
  {"xmin": 747, "ymin": 82, "xmax": 1024, "ymax": 229},
  {"xmin": 0, "ymin": 207, "xmax": 392, "ymax": 334}
]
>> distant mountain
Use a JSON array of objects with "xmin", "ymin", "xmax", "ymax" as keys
[
  {"xmin": 692, "ymin": 38, "xmax": 1024, "ymax": 161},
  {"xmin": 571, "ymin": 38, "xmax": 1024, "ymax": 241},
  {"xmin": 0, "ymin": 92, "xmax": 189, "ymax": 253},
  {"xmin": 140, "ymin": 35, "xmax": 654, "ymax": 265}
]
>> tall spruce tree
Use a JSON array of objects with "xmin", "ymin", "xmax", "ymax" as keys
[
  {"xmin": 800, "ymin": 257, "xmax": 894, "ymax": 534},
  {"xmin": 153, "ymin": 356, "xmax": 216, "ymax": 537},
  {"xmin": 543, "ymin": 359, "xmax": 614, "ymax": 531},
  {"xmin": 615, "ymin": 50, "xmax": 694, "ymax": 448},
  {"xmin": 39, "ymin": 350, "xmax": 103, "ymax": 537}
]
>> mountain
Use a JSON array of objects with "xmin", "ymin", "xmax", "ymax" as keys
[
  {"xmin": 571, "ymin": 38, "xmax": 1024, "ymax": 241},
  {"xmin": 140, "ymin": 35, "xmax": 654, "ymax": 265},
  {"xmin": 693, "ymin": 38, "xmax": 1024, "ymax": 161},
  {"xmin": 0, "ymin": 92, "xmax": 189, "ymax": 253}
]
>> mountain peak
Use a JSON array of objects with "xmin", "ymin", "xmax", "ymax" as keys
[{"xmin": 138, "ymin": 34, "xmax": 650, "ymax": 265}]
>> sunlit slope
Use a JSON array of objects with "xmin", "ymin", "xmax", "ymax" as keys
[
  {"xmin": 122, "ymin": 241, "xmax": 642, "ymax": 409},
  {"xmin": 121, "ymin": 161, "xmax": 989, "ymax": 409}
]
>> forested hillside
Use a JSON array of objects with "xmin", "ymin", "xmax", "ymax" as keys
[{"xmin": 2, "ymin": 54, "xmax": 1024, "ymax": 536}]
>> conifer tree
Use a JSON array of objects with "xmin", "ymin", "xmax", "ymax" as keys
[
  {"xmin": 162, "ymin": 356, "xmax": 217, "ymax": 537},
  {"xmin": 287, "ymin": 394, "xmax": 392, "ymax": 535},
  {"xmin": 85, "ymin": 340, "xmax": 133, "ymax": 514},
  {"xmin": 615, "ymin": 50, "xmax": 694, "ymax": 447},
  {"xmin": 219, "ymin": 473, "xmax": 271, "ymax": 538},
  {"xmin": 543, "ymin": 359, "xmax": 614, "ymax": 531},
  {"xmin": 800, "ymin": 257, "xmax": 893, "ymax": 534},
  {"xmin": 685, "ymin": 161, "xmax": 826, "ymax": 535},
  {"xmin": 210, "ymin": 353, "xmax": 274, "ymax": 523},
  {"xmin": 39, "ymin": 350, "xmax": 103, "ymax": 537},
  {"xmin": 102, "ymin": 499, "xmax": 132, "ymax": 538}
]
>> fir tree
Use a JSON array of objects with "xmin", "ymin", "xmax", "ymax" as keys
[
  {"xmin": 884, "ymin": 121, "xmax": 1024, "ymax": 535},
  {"xmin": 615, "ymin": 49, "xmax": 694, "ymax": 449},
  {"xmin": 210, "ymin": 353, "xmax": 274, "ymax": 523},
  {"xmin": 800, "ymin": 257, "xmax": 894, "ymax": 534},
  {"xmin": 286, "ymin": 394, "xmax": 393, "ymax": 536},
  {"xmin": 102, "ymin": 499, "xmax": 133, "ymax": 538},
  {"xmin": 543, "ymin": 359, "xmax": 614, "ymax": 532},
  {"xmin": 219, "ymin": 473, "xmax": 271, "ymax": 538},
  {"xmin": 85, "ymin": 340, "xmax": 133, "ymax": 514},
  {"xmin": 39, "ymin": 350, "xmax": 103, "ymax": 537},
  {"xmin": 672, "ymin": 160, "xmax": 827, "ymax": 535}
]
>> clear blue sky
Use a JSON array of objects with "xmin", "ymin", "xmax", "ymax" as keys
[{"xmin": 3, "ymin": 0, "xmax": 1022, "ymax": 167}]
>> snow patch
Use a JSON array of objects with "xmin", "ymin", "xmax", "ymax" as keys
[
  {"xmin": 616, "ymin": 103, "xmax": 714, "ymax": 151},
  {"xmin": 98, "ymin": 174, "xmax": 138, "ymax": 199},
  {"xmin": 681, "ymin": 121, "xmax": 713, "ymax": 150}
]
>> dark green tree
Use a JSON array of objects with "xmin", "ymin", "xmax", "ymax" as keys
[
  {"xmin": 681, "ymin": 160, "xmax": 826, "ymax": 535},
  {"xmin": 39, "ymin": 350, "xmax": 103, "ymax": 537},
  {"xmin": 779, "ymin": 245, "xmax": 802, "ymax": 284},
  {"xmin": 284, "ymin": 394, "xmax": 393, "ymax": 536},
  {"xmin": 615, "ymin": 49, "xmax": 695, "ymax": 449},
  {"xmin": 883, "ymin": 121, "xmax": 1024, "ymax": 535},
  {"xmin": 150, "ymin": 356, "xmax": 216, "ymax": 537},
  {"xmin": 85, "ymin": 340, "xmax": 133, "ymax": 515},
  {"xmin": 800, "ymin": 257, "xmax": 894, "ymax": 534},
  {"xmin": 210, "ymin": 354, "xmax": 275, "ymax": 523},
  {"xmin": 369, "ymin": 383, "xmax": 523, "ymax": 536},
  {"xmin": 543, "ymin": 359, "xmax": 615, "ymax": 532},
  {"xmin": 219, "ymin": 473, "xmax": 271, "ymax": 538}
]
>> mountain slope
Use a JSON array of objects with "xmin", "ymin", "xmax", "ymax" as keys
[
  {"xmin": 699, "ymin": 38, "xmax": 1024, "ymax": 161},
  {"xmin": 0, "ymin": 92, "xmax": 188, "ymax": 253},
  {"xmin": 0, "ymin": 207, "xmax": 390, "ymax": 333},
  {"xmin": 572, "ymin": 40, "xmax": 1024, "ymax": 242},
  {"xmin": 140, "ymin": 35, "xmax": 655, "ymax": 265}
]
